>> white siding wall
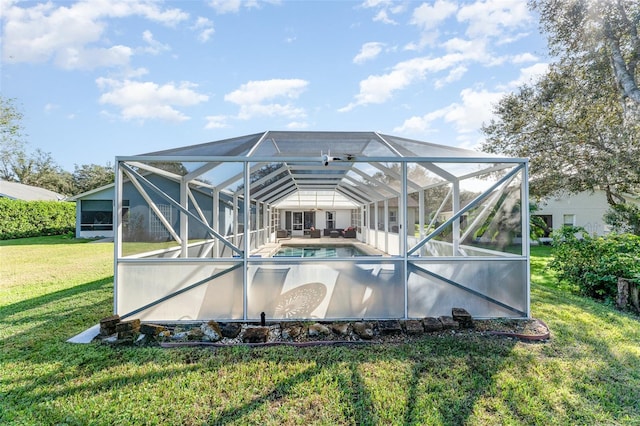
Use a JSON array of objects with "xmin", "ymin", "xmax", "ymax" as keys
[{"xmin": 535, "ymin": 191, "xmax": 612, "ymax": 236}]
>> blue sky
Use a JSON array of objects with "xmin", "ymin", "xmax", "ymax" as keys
[{"xmin": 1, "ymin": 0, "xmax": 549, "ymax": 171}]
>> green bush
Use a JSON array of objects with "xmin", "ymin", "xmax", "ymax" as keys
[
  {"xmin": 549, "ymin": 226, "xmax": 640, "ymax": 301},
  {"xmin": 604, "ymin": 202, "xmax": 640, "ymax": 235},
  {"xmin": 0, "ymin": 198, "xmax": 75, "ymax": 239}
]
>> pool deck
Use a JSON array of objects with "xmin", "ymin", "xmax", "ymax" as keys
[{"xmin": 250, "ymin": 236, "xmax": 386, "ymax": 257}]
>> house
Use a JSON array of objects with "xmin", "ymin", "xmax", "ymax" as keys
[
  {"xmin": 68, "ymin": 173, "xmax": 234, "ymax": 241},
  {"xmin": 0, "ymin": 180, "xmax": 65, "ymax": 201},
  {"xmin": 532, "ymin": 190, "xmax": 640, "ymax": 237}
]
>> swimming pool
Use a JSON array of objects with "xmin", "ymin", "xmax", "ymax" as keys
[{"xmin": 274, "ymin": 245, "xmax": 366, "ymax": 258}]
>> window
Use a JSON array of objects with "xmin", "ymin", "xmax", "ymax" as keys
[
  {"xmin": 326, "ymin": 211, "xmax": 336, "ymax": 229},
  {"xmin": 81, "ymin": 200, "xmax": 114, "ymax": 231},
  {"xmin": 389, "ymin": 210, "xmax": 397, "ymax": 224},
  {"xmin": 350, "ymin": 209, "xmax": 360, "ymax": 231},
  {"xmin": 563, "ymin": 214, "xmax": 576, "ymax": 227},
  {"xmin": 150, "ymin": 204, "xmax": 172, "ymax": 239}
]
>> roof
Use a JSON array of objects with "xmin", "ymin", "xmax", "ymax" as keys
[
  {"xmin": 136, "ymin": 131, "xmax": 503, "ymax": 160},
  {"xmin": 118, "ymin": 131, "xmax": 525, "ymax": 208},
  {"xmin": 0, "ymin": 180, "xmax": 66, "ymax": 201}
]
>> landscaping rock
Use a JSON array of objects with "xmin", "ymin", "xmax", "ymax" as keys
[
  {"xmin": 353, "ymin": 322, "xmax": 374, "ymax": 340},
  {"xmin": 188, "ymin": 328, "xmax": 205, "ymax": 340},
  {"xmin": 451, "ymin": 308, "xmax": 474, "ymax": 329},
  {"xmin": 422, "ymin": 317, "xmax": 444, "ymax": 332},
  {"xmin": 281, "ymin": 323, "xmax": 303, "ymax": 340},
  {"xmin": 135, "ymin": 334, "xmax": 157, "ymax": 346},
  {"xmin": 403, "ymin": 320, "xmax": 424, "ymax": 335},
  {"xmin": 220, "ymin": 322, "xmax": 242, "ymax": 338},
  {"xmin": 115, "ymin": 319, "xmax": 140, "ymax": 333},
  {"xmin": 140, "ymin": 323, "xmax": 165, "ymax": 336},
  {"xmin": 308, "ymin": 323, "xmax": 331, "ymax": 337},
  {"xmin": 171, "ymin": 331, "xmax": 189, "ymax": 341},
  {"xmin": 379, "ymin": 320, "xmax": 402, "ymax": 335},
  {"xmin": 438, "ymin": 316, "xmax": 459, "ymax": 330},
  {"xmin": 201, "ymin": 321, "xmax": 222, "ymax": 342},
  {"xmin": 330, "ymin": 322, "xmax": 350, "ymax": 336},
  {"xmin": 99, "ymin": 315, "xmax": 120, "ymax": 336},
  {"xmin": 243, "ymin": 326, "xmax": 270, "ymax": 343}
]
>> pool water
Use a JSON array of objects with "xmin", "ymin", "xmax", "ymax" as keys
[{"xmin": 274, "ymin": 245, "xmax": 365, "ymax": 257}]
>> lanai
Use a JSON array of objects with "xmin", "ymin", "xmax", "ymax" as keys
[{"xmin": 113, "ymin": 131, "xmax": 529, "ymax": 322}]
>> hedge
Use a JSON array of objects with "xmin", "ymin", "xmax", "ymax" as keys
[
  {"xmin": 0, "ymin": 198, "xmax": 75, "ymax": 239},
  {"xmin": 549, "ymin": 226, "xmax": 640, "ymax": 301}
]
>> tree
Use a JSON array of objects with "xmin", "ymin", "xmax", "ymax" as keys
[
  {"xmin": 532, "ymin": 0, "xmax": 640, "ymax": 121},
  {"xmin": 0, "ymin": 95, "xmax": 74, "ymax": 194},
  {"xmin": 72, "ymin": 163, "xmax": 115, "ymax": 195},
  {"xmin": 604, "ymin": 203, "xmax": 640, "ymax": 235},
  {"xmin": 482, "ymin": 1, "xmax": 640, "ymax": 204},
  {"xmin": 11, "ymin": 148, "xmax": 73, "ymax": 194},
  {"xmin": 0, "ymin": 96, "xmax": 27, "ymax": 181}
]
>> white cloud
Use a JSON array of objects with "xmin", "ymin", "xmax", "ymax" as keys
[
  {"xmin": 360, "ymin": 0, "xmax": 394, "ymax": 8},
  {"xmin": 56, "ymin": 45, "xmax": 133, "ymax": 70},
  {"xmin": 96, "ymin": 77, "xmax": 209, "ymax": 122},
  {"xmin": 141, "ymin": 30, "xmax": 170, "ymax": 55},
  {"xmin": 205, "ymin": 79, "xmax": 308, "ymax": 128},
  {"xmin": 44, "ymin": 103, "xmax": 59, "ymax": 113},
  {"xmin": 409, "ymin": 0, "xmax": 457, "ymax": 46},
  {"xmin": 457, "ymin": 0, "xmax": 531, "ymax": 39},
  {"xmin": 1, "ymin": 0, "xmax": 188, "ymax": 69},
  {"xmin": 340, "ymin": 54, "xmax": 464, "ymax": 111},
  {"xmin": 205, "ymin": 115, "xmax": 229, "ymax": 129},
  {"xmin": 504, "ymin": 62, "xmax": 549, "ymax": 89},
  {"xmin": 360, "ymin": 0, "xmax": 402, "ymax": 24},
  {"xmin": 286, "ymin": 121, "xmax": 309, "ymax": 130},
  {"xmin": 225, "ymin": 79, "xmax": 308, "ymax": 105},
  {"xmin": 511, "ymin": 52, "xmax": 539, "ymax": 63},
  {"xmin": 192, "ymin": 17, "xmax": 215, "ymax": 42},
  {"xmin": 353, "ymin": 42, "xmax": 385, "ymax": 64},
  {"xmin": 434, "ymin": 65, "xmax": 468, "ymax": 89},
  {"xmin": 395, "ymin": 88, "xmax": 504, "ymax": 136},
  {"xmin": 373, "ymin": 10, "xmax": 397, "ymax": 25},
  {"xmin": 208, "ymin": 0, "xmax": 268, "ymax": 14}
]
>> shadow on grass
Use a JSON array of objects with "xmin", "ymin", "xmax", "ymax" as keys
[
  {"xmin": 529, "ymin": 284, "xmax": 640, "ymax": 421},
  {"xmin": 2, "ymin": 278, "xmax": 520, "ymax": 426},
  {"xmin": 4, "ymin": 271, "xmax": 639, "ymax": 424},
  {"xmin": 0, "ymin": 276, "xmax": 113, "ymax": 323},
  {"xmin": 0, "ymin": 234, "xmax": 102, "ymax": 247},
  {"xmin": 204, "ymin": 338, "xmax": 518, "ymax": 425}
]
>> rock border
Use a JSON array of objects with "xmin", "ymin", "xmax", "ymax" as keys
[{"xmin": 94, "ymin": 308, "xmax": 551, "ymax": 348}]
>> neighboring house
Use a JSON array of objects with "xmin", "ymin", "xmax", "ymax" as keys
[
  {"xmin": 68, "ymin": 175, "xmax": 227, "ymax": 240},
  {"xmin": 533, "ymin": 190, "xmax": 640, "ymax": 237},
  {"xmin": 0, "ymin": 180, "xmax": 65, "ymax": 201}
]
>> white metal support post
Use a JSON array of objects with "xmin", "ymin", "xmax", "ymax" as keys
[
  {"xmin": 180, "ymin": 179, "xmax": 188, "ymax": 258},
  {"xmin": 452, "ymin": 179, "xmax": 461, "ymax": 255},
  {"xmin": 523, "ymin": 162, "xmax": 531, "ymax": 317},
  {"xmin": 213, "ymin": 188, "xmax": 220, "ymax": 258},
  {"xmin": 401, "ymin": 161, "xmax": 408, "ymax": 318},
  {"xmin": 113, "ymin": 160, "xmax": 123, "ymax": 314},
  {"xmin": 243, "ymin": 162, "xmax": 250, "ymax": 320}
]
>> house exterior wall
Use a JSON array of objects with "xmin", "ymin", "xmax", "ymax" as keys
[
  {"xmin": 276, "ymin": 209, "xmax": 354, "ymax": 232},
  {"xmin": 533, "ymin": 191, "xmax": 627, "ymax": 236},
  {"xmin": 74, "ymin": 177, "xmax": 218, "ymax": 240},
  {"xmin": 75, "ymin": 186, "xmax": 115, "ymax": 239}
]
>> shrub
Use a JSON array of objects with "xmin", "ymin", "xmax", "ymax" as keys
[
  {"xmin": 549, "ymin": 226, "xmax": 640, "ymax": 301},
  {"xmin": 0, "ymin": 198, "xmax": 75, "ymax": 239},
  {"xmin": 604, "ymin": 202, "xmax": 640, "ymax": 235}
]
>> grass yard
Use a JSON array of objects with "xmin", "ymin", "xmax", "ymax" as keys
[{"xmin": 1, "ymin": 237, "xmax": 639, "ymax": 425}]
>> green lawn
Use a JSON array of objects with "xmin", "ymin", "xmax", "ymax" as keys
[{"xmin": 1, "ymin": 237, "xmax": 639, "ymax": 425}]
